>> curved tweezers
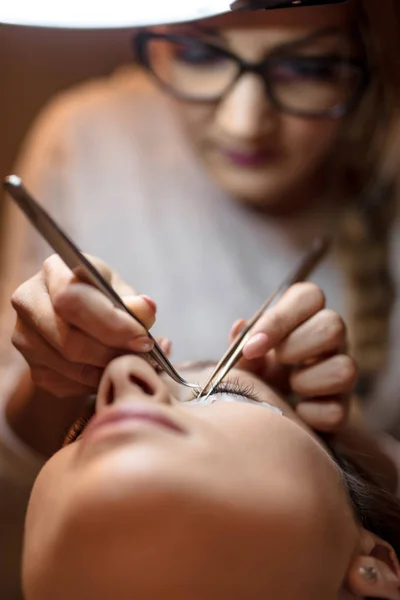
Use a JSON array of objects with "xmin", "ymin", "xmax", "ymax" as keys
[
  {"xmin": 3, "ymin": 175, "xmax": 201, "ymax": 391},
  {"xmin": 197, "ymin": 236, "xmax": 331, "ymax": 400}
]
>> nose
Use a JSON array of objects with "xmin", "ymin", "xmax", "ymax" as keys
[
  {"xmin": 215, "ymin": 73, "xmax": 275, "ymax": 140},
  {"xmin": 96, "ymin": 355, "xmax": 171, "ymax": 412}
]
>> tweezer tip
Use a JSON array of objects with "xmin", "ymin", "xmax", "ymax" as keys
[
  {"xmin": 3, "ymin": 174, "xmax": 21, "ymax": 189},
  {"xmin": 199, "ymin": 387, "xmax": 213, "ymax": 402}
]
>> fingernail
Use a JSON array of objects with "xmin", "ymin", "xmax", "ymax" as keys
[
  {"xmin": 231, "ymin": 319, "xmax": 246, "ymax": 338},
  {"xmin": 159, "ymin": 338, "xmax": 172, "ymax": 354},
  {"xmin": 242, "ymin": 332, "xmax": 270, "ymax": 360},
  {"xmin": 127, "ymin": 336, "xmax": 154, "ymax": 353},
  {"xmin": 141, "ymin": 295, "xmax": 157, "ymax": 313}
]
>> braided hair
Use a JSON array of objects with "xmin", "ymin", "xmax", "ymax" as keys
[{"xmin": 331, "ymin": 0, "xmax": 400, "ymax": 398}]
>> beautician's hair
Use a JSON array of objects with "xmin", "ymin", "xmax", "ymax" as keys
[
  {"xmin": 330, "ymin": 442, "xmax": 400, "ymax": 556},
  {"xmin": 332, "ymin": 0, "xmax": 400, "ymax": 398}
]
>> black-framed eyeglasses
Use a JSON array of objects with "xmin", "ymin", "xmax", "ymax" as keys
[{"xmin": 133, "ymin": 30, "xmax": 369, "ymax": 119}]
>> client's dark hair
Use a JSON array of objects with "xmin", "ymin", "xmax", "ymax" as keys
[{"xmin": 329, "ymin": 443, "xmax": 400, "ymax": 556}]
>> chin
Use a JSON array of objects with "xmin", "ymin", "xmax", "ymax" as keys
[
  {"xmin": 211, "ymin": 161, "xmax": 319, "ymax": 215},
  {"xmin": 212, "ymin": 168, "xmax": 287, "ymax": 209}
]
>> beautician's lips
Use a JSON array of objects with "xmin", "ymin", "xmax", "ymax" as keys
[
  {"xmin": 83, "ymin": 405, "xmax": 186, "ymax": 442},
  {"xmin": 220, "ymin": 146, "xmax": 278, "ymax": 168}
]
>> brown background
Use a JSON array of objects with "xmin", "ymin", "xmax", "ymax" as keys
[{"xmin": 0, "ymin": 24, "xmax": 134, "ymax": 199}]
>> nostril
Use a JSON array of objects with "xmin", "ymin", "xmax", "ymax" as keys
[
  {"xmin": 106, "ymin": 381, "xmax": 115, "ymax": 405},
  {"xmin": 129, "ymin": 374, "xmax": 154, "ymax": 396}
]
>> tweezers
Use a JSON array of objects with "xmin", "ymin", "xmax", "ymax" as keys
[
  {"xmin": 3, "ymin": 175, "xmax": 201, "ymax": 391},
  {"xmin": 197, "ymin": 237, "xmax": 330, "ymax": 399}
]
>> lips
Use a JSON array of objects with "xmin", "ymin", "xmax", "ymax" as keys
[
  {"xmin": 221, "ymin": 147, "xmax": 277, "ymax": 168},
  {"xmin": 83, "ymin": 405, "xmax": 186, "ymax": 443}
]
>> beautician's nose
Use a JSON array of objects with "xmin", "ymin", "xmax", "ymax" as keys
[
  {"xmin": 96, "ymin": 355, "xmax": 171, "ymax": 411},
  {"xmin": 215, "ymin": 73, "xmax": 275, "ymax": 140}
]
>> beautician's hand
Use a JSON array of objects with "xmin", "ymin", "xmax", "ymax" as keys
[
  {"xmin": 11, "ymin": 254, "xmax": 159, "ymax": 398},
  {"xmin": 230, "ymin": 283, "xmax": 358, "ymax": 433}
]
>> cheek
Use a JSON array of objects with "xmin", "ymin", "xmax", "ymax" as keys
[
  {"xmin": 176, "ymin": 101, "xmax": 216, "ymax": 145},
  {"xmin": 24, "ymin": 449, "xmax": 76, "ymax": 545},
  {"xmin": 282, "ymin": 117, "xmax": 341, "ymax": 163}
]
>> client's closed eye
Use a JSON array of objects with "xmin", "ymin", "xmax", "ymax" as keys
[
  {"xmin": 185, "ymin": 380, "xmax": 283, "ymax": 415},
  {"xmin": 63, "ymin": 413, "xmax": 94, "ymax": 446}
]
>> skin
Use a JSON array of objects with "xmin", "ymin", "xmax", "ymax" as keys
[
  {"xmin": 24, "ymin": 356, "xmax": 359, "ymax": 600},
  {"xmin": 7, "ymin": 4, "xmax": 368, "ymax": 455},
  {"xmin": 11, "ymin": 256, "xmax": 357, "ymax": 432},
  {"xmin": 23, "ymin": 355, "xmax": 400, "ymax": 600},
  {"xmin": 160, "ymin": 3, "xmax": 360, "ymax": 211},
  {"xmin": 10, "ymin": 6, "xmax": 400, "ymax": 597},
  {"xmin": 12, "ymin": 261, "xmax": 398, "ymax": 599}
]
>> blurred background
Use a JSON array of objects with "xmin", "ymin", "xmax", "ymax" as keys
[{"xmin": 0, "ymin": 24, "xmax": 134, "ymax": 199}]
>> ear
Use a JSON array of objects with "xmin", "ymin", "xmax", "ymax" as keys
[{"xmin": 347, "ymin": 531, "xmax": 400, "ymax": 599}]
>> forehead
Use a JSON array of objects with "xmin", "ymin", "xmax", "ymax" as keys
[
  {"xmin": 164, "ymin": 4, "xmax": 358, "ymax": 59},
  {"xmin": 179, "ymin": 2, "xmax": 355, "ymax": 34}
]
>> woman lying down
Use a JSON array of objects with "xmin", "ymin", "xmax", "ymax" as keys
[{"xmin": 11, "ymin": 255, "xmax": 400, "ymax": 600}]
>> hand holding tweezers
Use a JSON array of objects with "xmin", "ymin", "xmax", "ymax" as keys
[
  {"xmin": 3, "ymin": 175, "xmax": 201, "ymax": 391},
  {"xmin": 197, "ymin": 237, "xmax": 330, "ymax": 399}
]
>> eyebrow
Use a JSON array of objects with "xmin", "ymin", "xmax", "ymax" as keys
[
  {"xmin": 169, "ymin": 24, "xmax": 356, "ymax": 55},
  {"xmin": 169, "ymin": 23, "xmax": 220, "ymax": 38}
]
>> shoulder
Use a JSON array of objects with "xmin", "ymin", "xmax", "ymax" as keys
[
  {"xmin": 15, "ymin": 66, "xmax": 175, "ymax": 188},
  {"xmin": 47, "ymin": 66, "xmax": 159, "ymax": 118},
  {"xmin": 20, "ymin": 67, "xmax": 164, "ymax": 150}
]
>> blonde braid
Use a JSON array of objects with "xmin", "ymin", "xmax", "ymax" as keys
[
  {"xmin": 337, "ymin": 185, "xmax": 396, "ymax": 397},
  {"xmin": 332, "ymin": 1, "xmax": 399, "ymax": 398}
]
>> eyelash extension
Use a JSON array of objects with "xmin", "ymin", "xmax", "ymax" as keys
[
  {"xmin": 189, "ymin": 377, "xmax": 260, "ymax": 403},
  {"xmin": 63, "ymin": 413, "xmax": 93, "ymax": 447}
]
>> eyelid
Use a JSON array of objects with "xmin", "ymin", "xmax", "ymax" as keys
[
  {"xmin": 185, "ymin": 382, "xmax": 283, "ymax": 415},
  {"xmin": 186, "ymin": 394, "xmax": 283, "ymax": 415}
]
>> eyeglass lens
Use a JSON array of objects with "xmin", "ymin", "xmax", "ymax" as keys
[{"xmin": 143, "ymin": 32, "xmax": 364, "ymax": 116}]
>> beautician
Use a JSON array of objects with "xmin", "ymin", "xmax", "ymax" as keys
[{"xmin": 1, "ymin": 1, "xmax": 400, "ymax": 598}]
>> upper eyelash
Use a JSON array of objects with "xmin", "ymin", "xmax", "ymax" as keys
[
  {"xmin": 63, "ymin": 379, "xmax": 260, "ymax": 446},
  {"xmin": 63, "ymin": 414, "xmax": 93, "ymax": 447},
  {"xmin": 188, "ymin": 378, "xmax": 260, "ymax": 403}
]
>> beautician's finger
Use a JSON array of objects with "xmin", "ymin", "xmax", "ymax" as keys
[
  {"xmin": 45, "ymin": 254, "xmax": 114, "ymax": 299},
  {"xmin": 242, "ymin": 283, "xmax": 325, "ymax": 360},
  {"xmin": 46, "ymin": 253, "xmax": 156, "ymax": 334},
  {"xmin": 49, "ymin": 254, "xmax": 148, "ymax": 315},
  {"xmin": 229, "ymin": 319, "xmax": 266, "ymax": 375},
  {"xmin": 12, "ymin": 274, "xmax": 73, "ymax": 352},
  {"xmin": 53, "ymin": 285, "xmax": 155, "ymax": 350},
  {"xmin": 230, "ymin": 319, "xmax": 246, "ymax": 341},
  {"xmin": 120, "ymin": 294, "xmax": 157, "ymax": 331},
  {"xmin": 66, "ymin": 254, "xmax": 136, "ymax": 295},
  {"xmin": 13, "ymin": 283, "xmax": 133, "ymax": 365},
  {"xmin": 295, "ymin": 396, "xmax": 349, "ymax": 432},
  {"xmin": 156, "ymin": 337, "xmax": 172, "ymax": 356},
  {"xmin": 13, "ymin": 320, "xmax": 105, "ymax": 387},
  {"xmin": 290, "ymin": 354, "xmax": 358, "ymax": 397},
  {"xmin": 111, "ymin": 269, "xmax": 139, "ymax": 297},
  {"xmin": 31, "ymin": 367, "xmax": 96, "ymax": 398},
  {"xmin": 275, "ymin": 309, "xmax": 347, "ymax": 365},
  {"xmin": 13, "ymin": 255, "xmax": 153, "ymax": 352},
  {"xmin": 230, "ymin": 321, "xmax": 292, "ymax": 388}
]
